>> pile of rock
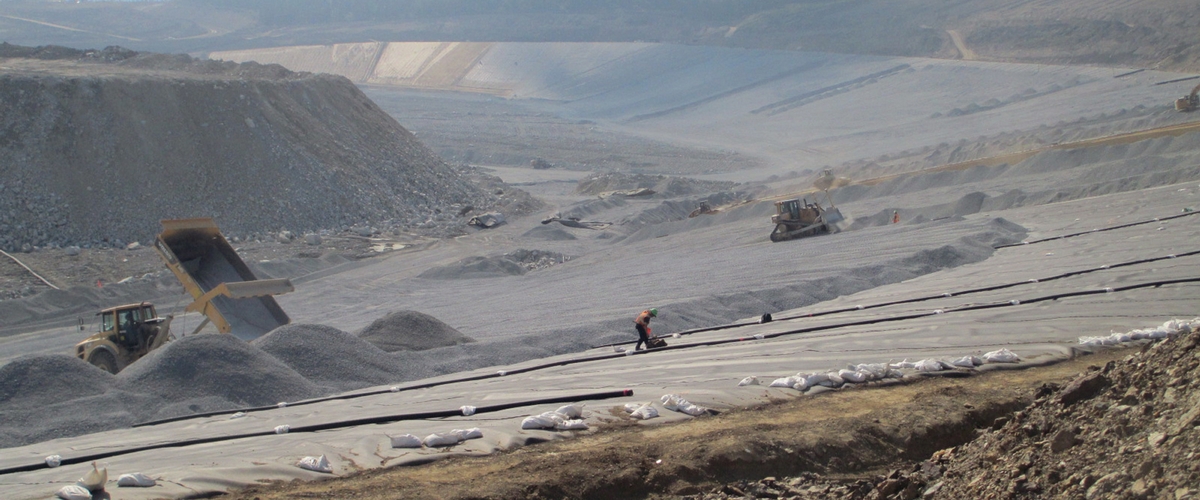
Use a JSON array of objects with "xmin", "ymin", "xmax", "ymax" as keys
[{"xmin": 0, "ymin": 44, "xmax": 537, "ymax": 252}]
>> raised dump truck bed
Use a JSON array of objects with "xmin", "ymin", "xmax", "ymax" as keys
[{"xmin": 154, "ymin": 218, "xmax": 292, "ymax": 341}]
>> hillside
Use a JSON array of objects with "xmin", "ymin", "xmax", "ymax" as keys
[
  {"xmin": 0, "ymin": 45, "xmax": 521, "ymax": 252},
  {"xmin": 0, "ymin": 1, "xmax": 1196, "ymax": 72}
]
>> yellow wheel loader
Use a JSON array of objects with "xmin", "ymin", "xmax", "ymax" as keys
[
  {"xmin": 74, "ymin": 218, "xmax": 294, "ymax": 373},
  {"xmin": 75, "ymin": 302, "xmax": 173, "ymax": 374}
]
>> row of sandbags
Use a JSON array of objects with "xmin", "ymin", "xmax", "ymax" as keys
[
  {"xmin": 1079, "ymin": 318, "xmax": 1197, "ymax": 347},
  {"xmin": 746, "ymin": 348, "xmax": 1024, "ymax": 391}
]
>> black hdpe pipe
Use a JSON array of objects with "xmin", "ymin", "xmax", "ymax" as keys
[
  {"xmin": 590, "ymin": 249, "xmax": 1200, "ymax": 349},
  {"xmin": 994, "ymin": 210, "xmax": 1199, "ymax": 249},
  {"xmin": 0, "ymin": 389, "xmax": 632, "ymax": 475}
]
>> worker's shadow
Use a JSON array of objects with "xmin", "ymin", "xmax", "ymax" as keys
[{"xmin": 92, "ymin": 492, "xmax": 111, "ymax": 500}]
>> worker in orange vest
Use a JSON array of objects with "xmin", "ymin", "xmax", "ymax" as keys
[
  {"xmin": 892, "ymin": 210, "xmax": 899, "ymax": 224},
  {"xmin": 633, "ymin": 308, "xmax": 658, "ymax": 350}
]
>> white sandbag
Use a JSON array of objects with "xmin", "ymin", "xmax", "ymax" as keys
[
  {"xmin": 229, "ymin": 412, "xmax": 247, "ymax": 419},
  {"xmin": 521, "ymin": 414, "xmax": 560, "ymax": 430},
  {"xmin": 556, "ymin": 419, "xmax": 589, "ymax": 430},
  {"xmin": 821, "ymin": 373, "xmax": 844, "ymax": 387},
  {"xmin": 738, "ymin": 376, "xmax": 759, "ymax": 386},
  {"xmin": 839, "ymin": 369, "xmax": 867, "ymax": 383},
  {"xmin": 274, "ymin": 425, "xmax": 290, "ymax": 434},
  {"xmin": 423, "ymin": 432, "xmax": 463, "ymax": 447},
  {"xmin": 769, "ymin": 377, "xmax": 792, "ymax": 388},
  {"xmin": 77, "ymin": 462, "xmax": 107, "ymax": 492},
  {"xmin": 951, "ymin": 356, "xmax": 981, "ymax": 368},
  {"xmin": 45, "ymin": 455, "xmax": 61, "ymax": 468},
  {"xmin": 56, "ymin": 485, "xmax": 91, "ymax": 500},
  {"xmin": 914, "ymin": 359, "xmax": 944, "ymax": 372},
  {"xmin": 451, "ymin": 428, "xmax": 484, "ymax": 440},
  {"xmin": 804, "ymin": 373, "xmax": 829, "ymax": 386},
  {"xmin": 296, "ymin": 455, "xmax": 332, "ymax": 473},
  {"xmin": 116, "ymin": 473, "xmax": 156, "ymax": 487},
  {"xmin": 792, "ymin": 377, "xmax": 811, "ymax": 391},
  {"xmin": 629, "ymin": 404, "xmax": 659, "ymax": 420},
  {"xmin": 390, "ymin": 434, "xmax": 423, "ymax": 448},
  {"xmin": 460, "ymin": 405, "xmax": 477, "ymax": 416},
  {"xmin": 853, "ymin": 363, "xmax": 889, "ymax": 380},
  {"xmin": 661, "ymin": 394, "xmax": 708, "ymax": 416},
  {"xmin": 623, "ymin": 403, "xmax": 644, "ymax": 413},
  {"xmin": 890, "ymin": 359, "xmax": 917, "ymax": 369},
  {"xmin": 277, "ymin": 402, "xmax": 288, "ymax": 408},
  {"xmin": 556, "ymin": 404, "xmax": 583, "ymax": 419},
  {"xmin": 983, "ymin": 348, "xmax": 1020, "ymax": 363}
]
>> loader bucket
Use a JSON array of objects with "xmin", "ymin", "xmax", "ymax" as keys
[{"xmin": 155, "ymin": 218, "xmax": 291, "ymax": 341}]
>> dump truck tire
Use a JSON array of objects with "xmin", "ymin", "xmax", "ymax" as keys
[{"xmin": 89, "ymin": 350, "xmax": 119, "ymax": 374}]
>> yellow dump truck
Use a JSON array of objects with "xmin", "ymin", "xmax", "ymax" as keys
[{"xmin": 75, "ymin": 218, "xmax": 294, "ymax": 373}]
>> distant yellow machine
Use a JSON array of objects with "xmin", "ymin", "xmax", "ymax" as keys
[
  {"xmin": 1177, "ymin": 83, "xmax": 1200, "ymax": 112},
  {"xmin": 769, "ymin": 170, "xmax": 846, "ymax": 242},
  {"xmin": 75, "ymin": 218, "xmax": 294, "ymax": 373}
]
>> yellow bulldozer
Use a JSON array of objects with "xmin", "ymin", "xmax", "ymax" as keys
[
  {"xmin": 75, "ymin": 218, "xmax": 294, "ymax": 373},
  {"xmin": 769, "ymin": 170, "xmax": 847, "ymax": 242},
  {"xmin": 1177, "ymin": 83, "xmax": 1200, "ymax": 112}
]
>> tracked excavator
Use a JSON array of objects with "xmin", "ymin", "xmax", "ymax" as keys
[
  {"xmin": 1177, "ymin": 83, "xmax": 1200, "ymax": 112},
  {"xmin": 75, "ymin": 218, "xmax": 293, "ymax": 373},
  {"xmin": 769, "ymin": 170, "xmax": 847, "ymax": 242}
]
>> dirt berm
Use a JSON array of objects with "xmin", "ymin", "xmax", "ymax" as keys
[{"xmin": 0, "ymin": 45, "xmax": 513, "ymax": 252}]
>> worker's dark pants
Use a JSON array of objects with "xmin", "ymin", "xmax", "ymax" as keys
[{"xmin": 635, "ymin": 324, "xmax": 649, "ymax": 351}]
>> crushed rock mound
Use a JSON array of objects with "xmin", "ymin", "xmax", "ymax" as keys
[
  {"xmin": 0, "ymin": 355, "xmax": 148, "ymax": 449},
  {"xmin": 117, "ymin": 334, "xmax": 323, "ymax": 406},
  {"xmin": 0, "ymin": 354, "xmax": 114, "ymax": 408},
  {"xmin": 0, "ymin": 43, "xmax": 507, "ymax": 253},
  {"xmin": 253, "ymin": 323, "xmax": 434, "ymax": 391},
  {"xmin": 576, "ymin": 172, "xmax": 737, "ymax": 197},
  {"xmin": 417, "ymin": 250, "xmax": 571, "ymax": 280},
  {"xmin": 356, "ymin": 311, "xmax": 474, "ymax": 353}
]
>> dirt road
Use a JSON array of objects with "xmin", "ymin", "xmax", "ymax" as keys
[
  {"xmin": 946, "ymin": 30, "xmax": 977, "ymax": 61},
  {"xmin": 223, "ymin": 348, "xmax": 1130, "ymax": 499}
]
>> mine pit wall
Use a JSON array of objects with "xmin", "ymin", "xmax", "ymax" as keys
[{"xmin": 0, "ymin": 70, "xmax": 485, "ymax": 252}]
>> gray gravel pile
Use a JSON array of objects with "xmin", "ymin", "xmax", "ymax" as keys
[
  {"xmin": 417, "ymin": 250, "xmax": 571, "ymax": 280},
  {"xmin": 576, "ymin": 172, "xmax": 737, "ymax": 197},
  {"xmin": 521, "ymin": 225, "xmax": 579, "ymax": 240},
  {"xmin": 117, "ymin": 334, "xmax": 323, "ymax": 406},
  {"xmin": 253, "ymin": 323, "xmax": 435, "ymax": 391},
  {"xmin": 0, "ymin": 354, "xmax": 148, "ymax": 448},
  {"xmin": 0, "ymin": 354, "xmax": 114, "ymax": 408},
  {"xmin": 356, "ymin": 311, "xmax": 475, "ymax": 352},
  {"xmin": 0, "ymin": 44, "xmax": 516, "ymax": 252}
]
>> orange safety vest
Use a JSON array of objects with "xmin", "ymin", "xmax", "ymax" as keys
[{"xmin": 634, "ymin": 310, "xmax": 653, "ymax": 326}]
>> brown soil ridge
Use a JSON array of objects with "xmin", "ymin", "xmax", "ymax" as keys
[{"xmin": 222, "ymin": 348, "xmax": 1135, "ymax": 500}]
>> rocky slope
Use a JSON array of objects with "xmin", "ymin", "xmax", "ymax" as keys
[{"xmin": 0, "ymin": 45, "xmax": 527, "ymax": 253}]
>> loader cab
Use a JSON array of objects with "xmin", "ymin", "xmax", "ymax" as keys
[{"xmin": 77, "ymin": 302, "xmax": 170, "ymax": 374}]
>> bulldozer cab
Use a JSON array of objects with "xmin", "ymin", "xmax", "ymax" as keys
[{"xmin": 775, "ymin": 198, "xmax": 821, "ymax": 224}]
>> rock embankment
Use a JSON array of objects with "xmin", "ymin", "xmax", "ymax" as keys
[{"xmin": 0, "ymin": 45, "xmax": 523, "ymax": 252}]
